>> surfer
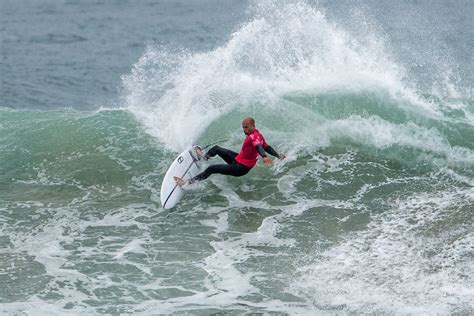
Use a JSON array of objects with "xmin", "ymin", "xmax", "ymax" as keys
[{"xmin": 174, "ymin": 117, "xmax": 285, "ymax": 186}]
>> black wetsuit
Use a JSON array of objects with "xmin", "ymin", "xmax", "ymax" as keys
[
  {"xmin": 191, "ymin": 145, "xmax": 280, "ymax": 182},
  {"xmin": 192, "ymin": 146, "xmax": 250, "ymax": 181}
]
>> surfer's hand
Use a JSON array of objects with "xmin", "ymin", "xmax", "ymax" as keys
[
  {"xmin": 263, "ymin": 157, "xmax": 272, "ymax": 166},
  {"xmin": 278, "ymin": 153, "xmax": 285, "ymax": 160}
]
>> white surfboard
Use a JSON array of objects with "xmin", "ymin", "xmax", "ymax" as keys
[{"xmin": 160, "ymin": 146, "xmax": 203, "ymax": 209}]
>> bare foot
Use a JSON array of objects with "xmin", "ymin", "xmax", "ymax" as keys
[
  {"xmin": 173, "ymin": 176, "xmax": 187, "ymax": 186},
  {"xmin": 195, "ymin": 146, "xmax": 209, "ymax": 161},
  {"xmin": 195, "ymin": 146, "xmax": 203, "ymax": 159}
]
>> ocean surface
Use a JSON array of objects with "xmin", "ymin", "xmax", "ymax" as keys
[{"xmin": 1, "ymin": 0, "xmax": 473, "ymax": 314}]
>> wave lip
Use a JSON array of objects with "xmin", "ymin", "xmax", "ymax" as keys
[{"xmin": 123, "ymin": 0, "xmax": 443, "ymax": 151}]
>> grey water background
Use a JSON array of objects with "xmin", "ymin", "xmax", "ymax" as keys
[
  {"xmin": 1, "ymin": 0, "xmax": 473, "ymax": 315},
  {"xmin": 2, "ymin": 0, "xmax": 472, "ymax": 110},
  {"xmin": 1, "ymin": 0, "xmax": 247, "ymax": 109}
]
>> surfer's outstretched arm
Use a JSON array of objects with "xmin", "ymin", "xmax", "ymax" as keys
[
  {"xmin": 264, "ymin": 145, "xmax": 285, "ymax": 159},
  {"xmin": 256, "ymin": 144, "xmax": 285, "ymax": 165}
]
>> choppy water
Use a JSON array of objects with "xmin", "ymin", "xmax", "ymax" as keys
[{"xmin": 1, "ymin": 0, "xmax": 473, "ymax": 314}]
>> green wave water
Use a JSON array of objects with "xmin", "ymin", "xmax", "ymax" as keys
[
  {"xmin": 1, "ymin": 86, "xmax": 472, "ymax": 314},
  {"xmin": 1, "ymin": 0, "xmax": 473, "ymax": 314}
]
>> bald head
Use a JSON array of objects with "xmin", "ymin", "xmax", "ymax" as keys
[
  {"xmin": 242, "ymin": 117, "xmax": 256, "ymax": 135},
  {"xmin": 242, "ymin": 117, "xmax": 255, "ymax": 126}
]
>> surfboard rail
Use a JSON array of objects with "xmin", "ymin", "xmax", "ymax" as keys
[{"xmin": 160, "ymin": 146, "xmax": 203, "ymax": 209}]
